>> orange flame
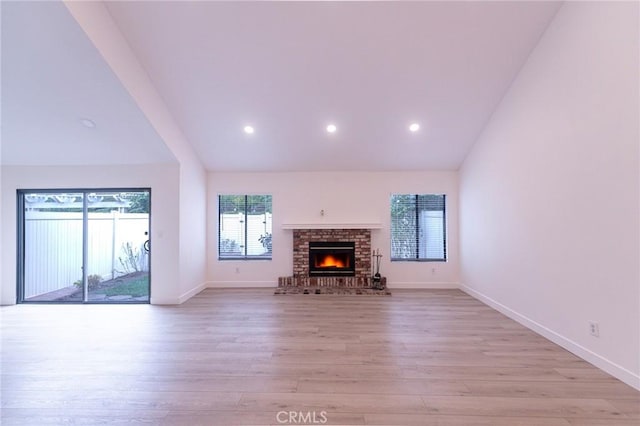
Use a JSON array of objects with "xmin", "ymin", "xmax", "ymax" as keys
[{"xmin": 317, "ymin": 255, "xmax": 346, "ymax": 268}]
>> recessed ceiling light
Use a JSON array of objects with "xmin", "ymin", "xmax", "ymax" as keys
[
  {"xmin": 243, "ymin": 125, "xmax": 255, "ymax": 135},
  {"xmin": 326, "ymin": 124, "xmax": 337, "ymax": 134},
  {"xmin": 80, "ymin": 118, "xmax": 96, "ymax": 128},
  {"xmin": 409, "ymin": 123, "xmax": 420, "ymax": 132}
]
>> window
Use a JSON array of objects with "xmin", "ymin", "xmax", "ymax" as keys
[
  {"xmin": 390, "ymin": 194, "xmax": 446, "ymax": 261},
  {"xmin": 218, "ymin": 195, "xmax": 272, "ymax": 259}
]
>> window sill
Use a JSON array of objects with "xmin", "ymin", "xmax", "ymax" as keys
[
  {"xmin": 390, "ymin": 258, "xmax": 447, "ymax": 262},
  {"xmin": 218, "ymin": 257, "xmax": 272, "ymax": 261}
]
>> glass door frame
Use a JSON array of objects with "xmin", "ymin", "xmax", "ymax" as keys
[{"xmin": 16, "ymin": 187, "xmax": 151, "ymax": 304}]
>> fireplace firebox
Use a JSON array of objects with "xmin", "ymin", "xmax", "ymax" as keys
[{"xmin": 308, "ymin": 241, "xmax": 356, "ymax": 277}]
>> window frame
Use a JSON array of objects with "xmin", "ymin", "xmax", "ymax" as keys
[
  {"xmin": 218, "ymin": 194, "xmax": 272, "ymax": 261},
  {"xmin": 390, "ymin": 193, "xmax": 447, "ymax": 262}
]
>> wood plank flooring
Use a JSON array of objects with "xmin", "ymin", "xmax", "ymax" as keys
[{"xmin": 1, "ymin": 289, "xmax": 638, "ymax": 425}]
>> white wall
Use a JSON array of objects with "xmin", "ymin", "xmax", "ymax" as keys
[
  {"xmin": 177, "ymin": 161, "xmax": 208, "ymax": 302},
  {"xmin": 208, "ymin": 171, "xmax": 459, "ymax": 288},
  {"xmin": 459, "ymin": 2, "xmax": 639, "ymax": 389},
  {"xmin": 0, "ymin": 164, "xmax": 181, "ymax": 305}
]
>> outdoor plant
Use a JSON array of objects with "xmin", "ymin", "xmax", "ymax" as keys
[
  {"xmin": 258, "ymin": 232, "xmax": 272, "ymax": 253},
  {"xmin": 74, "ymin": 274, "xmax": 102, "ymax": 289},
  {"xmin": 118, "ymin": 242, "xmax": 142, "ymax": 274},
  {"xmin": 220, "ymin": 238, "xmax": 240, "ymax": 254}
]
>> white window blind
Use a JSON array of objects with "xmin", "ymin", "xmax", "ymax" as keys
[
  {"xmin": 390, "ymin": 194, "xmax": 446, "ymax": 261},
  {"xmin": 218, "ymin": 195, "xmax": 272, "ymax": 259}
]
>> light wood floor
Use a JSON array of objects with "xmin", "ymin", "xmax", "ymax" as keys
[{"xmin": 1, "ymin": 289, "xmax": 638, "ymax": 425}]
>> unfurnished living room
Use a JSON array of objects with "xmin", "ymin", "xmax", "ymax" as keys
[{"xmin": 1, "ymin": 1, "xmax": 639, "ymax": 425}]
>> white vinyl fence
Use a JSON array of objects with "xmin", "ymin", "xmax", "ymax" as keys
[
  {"xmin": 219, "ymin": 213, "xmax": 272, "ymax": 256},
  {"xmin": 24, "ymin": 211, "xmax": 149, "ymax": 298},
  {"xmin": 419, "ymin": 210, "xmax": 445, "ymax": 259}
]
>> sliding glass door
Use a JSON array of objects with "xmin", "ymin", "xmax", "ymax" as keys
[
  {"xmin": 20, "ymin": 192, "xmax": 85, "ymax": 302},
  {"xmin": 86, "ymin": 191, "xmax": 150, "ymax": 302},
  {"xmin": 18, "ymin": 189, "xmax": 150, "ymax": 303}
]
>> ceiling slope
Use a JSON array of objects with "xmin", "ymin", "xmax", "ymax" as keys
[
  {"xmin": 1, "ymin": 1, "xmax": 176, "ymax": 166},
  {"xmin": 105, "ymin": 1, "xmax": 562, "ymax": 172}
]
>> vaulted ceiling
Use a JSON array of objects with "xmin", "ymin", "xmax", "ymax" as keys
[
  {"xmin": 2, "ymin": 1, "xmax": 562, "ymax": 171},
  {"xmin": 1, "ymin": 1, "xmax": 176, "ymax": 166}
]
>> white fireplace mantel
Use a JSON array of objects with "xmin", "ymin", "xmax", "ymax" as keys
[{"xmin": 281, "ymin": 222, "xmax": 383, "ymax": 230}]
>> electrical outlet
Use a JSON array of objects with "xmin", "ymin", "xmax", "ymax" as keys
[
  {"xmin": 431, "ymin": 268, "xmax": 436, "ymax": 275},
  {"xmin": 235, "ymin": 267, "xmax": 240, "ymax": 274},
  {"xmin": 589, "ymin": 321, "xmax": 600, "ymax": 337}
]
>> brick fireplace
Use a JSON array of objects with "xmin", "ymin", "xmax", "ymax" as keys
[
  {"xmin": 278, "ymin": 228, "xmax": 374, "ymax": 288},
  {"xmin": 294, "ymin": 228, "xmax": 371, "ymax": 277}
]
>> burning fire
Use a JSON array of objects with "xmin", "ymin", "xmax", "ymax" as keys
[{"xmin": 317, "ymin": 255, "xmax": 346, "ymax": 268}]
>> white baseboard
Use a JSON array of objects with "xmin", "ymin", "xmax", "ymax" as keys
[
  {"xmin": 207, "ymin": 281, "xmax": 277, "ymax": 288},
  {"xmin": 149, "ymin": 296, "xmax": 180, "ymax": 305},
  {"xmin": 460, "ymin": 284, "xmax": 640, "ymax": 391},
  {"xmin": 178, "ymin": 282, "xmax": 208, "ymax": 304},
  {"xmin": 387, "ymin": 281, "xmax": 458, "ymax": 289},
  {"xmin": 150, "ymin": 282, "xmax": 208, "ymax": 305}
]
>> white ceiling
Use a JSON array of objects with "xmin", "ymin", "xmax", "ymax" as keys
[
  {"xmin": 2, "ymin": 1, "xmax": 562, "ymax": 171},
  {"xmin": 1, "ymin": 1, "xmax": 176, "ymax": 166}
]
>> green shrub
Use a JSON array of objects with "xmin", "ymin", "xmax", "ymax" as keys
[{"xmin": 74, "ymin": 274, "xmax": 102, "ymax": 289}]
